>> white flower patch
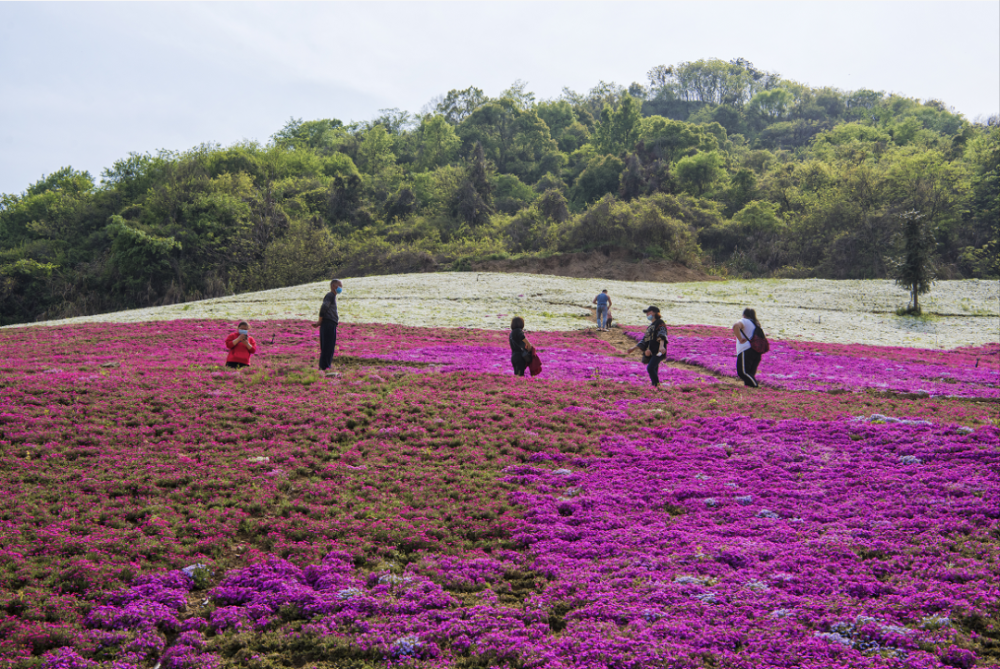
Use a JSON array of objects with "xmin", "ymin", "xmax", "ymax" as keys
[{"xmin": 8, "ymin": 273, "xmax": 998, "ymax": 349}]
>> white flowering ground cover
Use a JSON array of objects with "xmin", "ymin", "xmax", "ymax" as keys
[{"xmin": 7, "ymin": 273, "xmax": 998, "ymax": 349}]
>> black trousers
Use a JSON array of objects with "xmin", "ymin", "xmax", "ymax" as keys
[
  {"xmin": 319, "ymin": 321, "xmax": 338, "ymax": 370},
  {"xmin": 511, "ymin": 352, "xmax": 528, "ymax": 377},
  {"xmin": 225, "ymin": 361, "xmax": 248, "ymax": 369},
  {"xmin": 737, "ymin": 349, "xmax": 761, "ymax": 387},
  {"xmin": 646, "ymin": 354, "xmax": 663, "ymax": 386}
]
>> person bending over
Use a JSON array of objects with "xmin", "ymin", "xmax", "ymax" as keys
[{"xmin": 593, "ymin": 289, "xmax": 612, "ymax": 331}]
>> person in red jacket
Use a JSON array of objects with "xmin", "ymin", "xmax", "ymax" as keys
[{"xmin": 225, "ymin": 321, "xmax": 257, "ymax": 368}]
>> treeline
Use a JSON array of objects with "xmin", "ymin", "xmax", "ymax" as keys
[{"xmin": 1, "ymin": 58, "xmax": 997, "ymax": 325}]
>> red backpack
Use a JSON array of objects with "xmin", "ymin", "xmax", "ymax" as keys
[{"xmin": 741, "ymin": 325, "xmax": 770, "ymax": 354}]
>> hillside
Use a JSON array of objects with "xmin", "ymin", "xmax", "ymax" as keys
[
  {"xmin": 2, "ymin": 58, "xmax": 997, "ymax": 326},
  {"xmin": 7, "ymin": 273, "xmax": 999, "ymax": 350}
]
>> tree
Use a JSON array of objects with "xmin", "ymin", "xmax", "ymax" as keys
[
  {"xmin": 453, "ymin": 143, "xmax": 493, "ymax": 226},
  {"xmin": 537, "ymin": 189, "xmax": 570, "ymax": 223},
  {"xmin": 457, "ymin": 99, "xmax": 558, "ymax": 180},
  {"xmin": 893, "ymin": 211, "xmax": 935, "ymax": 313},
  {"xmin": 747, "ymin": 88, "xmax": 795, "ymax": 123},
  {"xmin": 571, "ymin": 155, "xmax": 625, "ymax": 204},
  {"xmin": 435, "ymin": 87, "xmax": 488, "ymax": 125},
  {"xmin": 357, "ymin": 125, "xmax": 396, "ymax": 175},
  {"xmin": 618, "ymin": 154, "xmax": 645, "ymax": 201},
  {"xmin": 592, "ymin": 94, "xmax": 642, "ymax": 156},
  {"xmin": 637, "ymin": 116, "xmax": 718, "ymax": 163},
  {"xmin": 271, "ymin": 117, "xmax": 346, "ymax": 153},
  {"xmin": 415, "ymin": 115, "xmax": 461, "ymax": 171},
  {"xmin": 675, "ymin": 151, "xmax": 725, "ymax": 196}
]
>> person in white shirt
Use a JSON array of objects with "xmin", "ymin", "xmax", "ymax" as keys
[{"xmin": 732, "ymin": 308, "xmax": 762, "ymax": 387}]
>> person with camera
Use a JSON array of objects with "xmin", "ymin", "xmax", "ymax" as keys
[
  {"xmin": 224, "ymin": 321, "xmax": 257, "ymax": 369},
  {"xmin": 626, "ymin": 306, "xmax": 668, "ymax": 388},
  {"xmin": 313, "ymin": 279, "xmax": 342, "ymax": 375}
]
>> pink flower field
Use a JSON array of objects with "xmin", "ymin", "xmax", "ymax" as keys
[
  {"xmin": 626, "ymin": 326, "xmax": 1000, "ymax": 399},
  {"xmin": 0, "ymin": 320, "xmax": 997, "ymax": 669}
]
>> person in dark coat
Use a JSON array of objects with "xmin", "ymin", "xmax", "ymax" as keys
[
  {"xmin": 313, "ymin": 279, "xmax": 342, "ymax": 375},
  {"xmin": 509, "ymin": 316, "xmax": 534, "ymax": 377},
  {"xmin": 626, "ymin": 305, "xmax": 668, "ymax": 388}
]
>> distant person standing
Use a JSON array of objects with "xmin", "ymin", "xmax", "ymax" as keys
[
  {"xmin": 224, "ymin": 321, "xmax": 257, "ymax": 368},
  {"xmin": 509, "ymin": 316, "xmax": 535, "ymax": 377},
  {"xmin": 593, "ymin": 289, "xmax": 612, "ymax": 331},
  {"xmin": 733, "ymin": 308, "xmax": 762, "ymax": 387},
  {"xmin": 626, "ymin": 306, "xmax": 668, "ymax": 388},
  {"xmin": 313, "ymin": 279, "xmax": 342, "ymax": 375}
]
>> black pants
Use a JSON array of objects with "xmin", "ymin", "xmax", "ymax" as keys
[
  {"xmin": 737, "ymin": 349, "xmax": 761, "ymax": 387},
  {"xmin": 511, "ymin": 352, "xmax": 528, "ymax": 377},
  {"xmin": 319, "ymin": 321, "xmax": 338, "ymax": 370},
  {"xmin": 226, "ymin": 361, "xmax": 248, "ymax": 369},
  {"xmin": 646, "ymin": 354, "xmax": 663, "ymax": 386}
]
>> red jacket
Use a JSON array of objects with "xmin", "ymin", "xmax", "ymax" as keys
[{"xmin": 225, "ymin": 332, "xmax": 257, "ymax": 365}]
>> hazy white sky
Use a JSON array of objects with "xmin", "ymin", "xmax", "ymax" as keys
[{"xmin": 1, "ymin": 1, "xmax": 998, "ymax": 195}]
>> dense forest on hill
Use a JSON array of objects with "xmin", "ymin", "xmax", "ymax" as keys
[{"xmin": 1, "ymin": 58, "xmax": 997, "ymax": 325}]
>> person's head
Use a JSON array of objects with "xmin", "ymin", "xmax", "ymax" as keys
[
  {"xmin": 331, "ymin": 279, "xmax": 343, "ymax": 294},
  {"xmin": 743, "ymin": 308, "xmax": 758, "ymax": 324},
  {"xmin": 511, "ymin": 316, "xmax": 525, "ymax": 330},
  {"xmin": 602, "ymin": 289, "xmax": 608, "ymax": 294},
  {"xmin": 642, "ymin": 306, "xmax": 661, "ymax": 322},
  {"xmin": 237, "ymin": 321, "xmax": 249, "ymax": 335}
]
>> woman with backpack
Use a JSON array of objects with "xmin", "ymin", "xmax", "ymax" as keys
[
  {"xmin": 509, "ymin": 316, "xmax": 535, "ymax": 377},
  {"xmin": 733, "ymin": 308, "xmax": 764, "ymax": 387},
  {"xmin": 626, "ymin": 306, "xmax": 668, "ymax": 388}
]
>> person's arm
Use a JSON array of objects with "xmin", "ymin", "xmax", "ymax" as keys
[
  {"xmin": 592, "ymin": 296, "xmax": 597, "ymax": 305},
  {"xmin": 313, "ymin": 303, "xmax": 327, "ymax": 327},
  {"xmin": 226, "ymin": 333, "xmax": 238, "ymax": 350},
  {"xmin": 733, "ymin": 323, "xmax": 747, "ymax": 342},
  {"xmin": 243, "ymin": 336, "xmax": 256, "ymax": 353}
]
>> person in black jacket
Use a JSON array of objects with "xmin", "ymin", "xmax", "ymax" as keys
[
  {"xmin": 313, "ymin": 279, "xmax": 342, "ymax": 375},
  {"xmin": 627, "ymin": 306, "xmax": 668, "ymax": 388},
  {"xmin": 509, "ymin": 316, "xmax": 534, "ymax": 377}
]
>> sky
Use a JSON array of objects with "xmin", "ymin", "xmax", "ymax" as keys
[{"xmin": 1, "ymin": 1, "xmax": 998, "ymax": 195}]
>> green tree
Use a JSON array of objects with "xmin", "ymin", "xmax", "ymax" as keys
[
  {"xmin": 415, "ymin": 115, "xmax": 461, "ymax": 171},
  {"xmin": 435, "ymin": 87, "xmax": 488, "ymax": 124},
  {"xmin": 271, "ymin": 117, "xmax": 345, "ymax": 152},
  {"xmin": 592, "ymin": 93, "xmax": 642, "ymax": 156},
  {"xmin": 636, "ymin": 116, "xmax": 718, "ymax": 163},
  {"xmin": 454, "ymin": 143, "xmax": 494, "ymax": 226},
  {"xmin": 571, "ymin": 155, "xmax": 625, "ymax": 204},
  {"xmin": 675, "ymin": 151, "xmax": 725, "ymax": 196},
  {"xmin": 458, "ymin": 98, "xmax": 558, "ymax": 180},
  {"xmin": 893, "ymin": 211, "xmax": 935, "ymax": 313},
  {"xmin": 357, "ymin": 125, "xmax": 396, "ymax": 175}
]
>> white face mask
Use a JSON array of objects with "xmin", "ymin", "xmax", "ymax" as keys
[
  {"xmin": 238, "ymin": 329, "xmax": 248, "ymax": 335},
  {"xmin": 647, "ymin": 314, "xmax": 655, "ymax": 322}
]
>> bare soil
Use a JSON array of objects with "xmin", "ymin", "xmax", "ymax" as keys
[{"xmin": 470, "ymin": 251, "xmax": 722, "ymax": 283}]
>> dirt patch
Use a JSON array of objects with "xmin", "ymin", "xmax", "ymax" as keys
[{"xmin": 470, "ymin": 251, "xmax": 721, "ymax": 283}]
